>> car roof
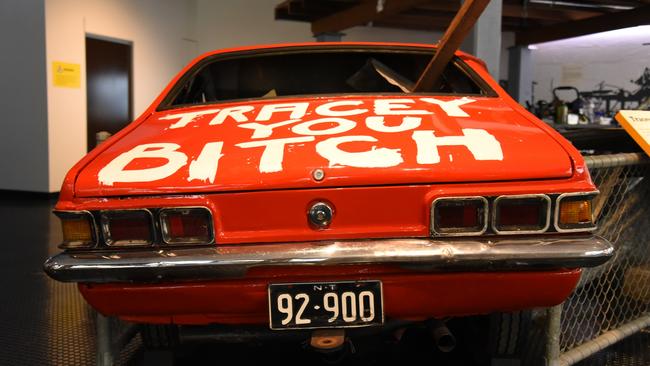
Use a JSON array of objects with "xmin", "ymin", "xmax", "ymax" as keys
[{"xmin": 190, "ymin": 42, "xmax": 486, "ymax": 68}]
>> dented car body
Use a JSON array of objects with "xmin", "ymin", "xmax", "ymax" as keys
[{"xmin": 45, "ymin": 43, "xmax": 612, "ymax": 333}]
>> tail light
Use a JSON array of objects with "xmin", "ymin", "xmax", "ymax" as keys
[
  {"xmin": 493, "ymin": 195, "xmax": 551, "ymax": 234},
  {"xmin": 56, "ymin": 211, "xmax": 96, "ymax": 249},
  {"xmin": 100, "ymin": 209, "xmax": 154, "ymax": 246},
  {"xmin": 431, "ymin": 197, "xmax": 488, "ymax": 236},
  {"xmin": 555, "ymin": 192, "xmax": 597, "ymax": 232},
  {"xmin": 160, "ymin": 207, "xmax": 214, "ymax": 244}
]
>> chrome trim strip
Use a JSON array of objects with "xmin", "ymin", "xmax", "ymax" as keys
[
  {"xmin": 431, "ymin": 196, "xmax": 489, "ymax": 237},
  {"xmin": 44, "ymin": 235, "xmax": 614, "ymax": 283},
  {"xmin": 159, "ymin": 206, "xmax": 215, "ymax": 245},
  {"xmin": 492, "ymin": 194, "xmax": 552, "ymax": 235},
  {"xmin": 100, "ymin": 209, "xmax": 156, "ymax": 247},
  {"xmin": 554, "ymin": 191, "xmax": 599, "ymax": 233}
]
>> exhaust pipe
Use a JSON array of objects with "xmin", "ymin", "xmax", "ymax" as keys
[
  {"xmin": 429, "ymin": 320, "xmax": 456, "ymax": 353},
  {"xmin": 393, "ymin": 327, "xmax": 407, "ymax": 342},
  {"xmin": 310, "ymin": 329, "xmax": 345, "ymax": 351}
]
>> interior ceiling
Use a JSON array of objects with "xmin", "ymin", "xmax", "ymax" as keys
[{"xmin": 275, "ymin": 0, "xmax": 650, "ymax": 44}]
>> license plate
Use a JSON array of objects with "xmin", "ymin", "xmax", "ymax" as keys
[{"xmin": 268, "ymin": 281, "xmax": 384, "ymax": 330}]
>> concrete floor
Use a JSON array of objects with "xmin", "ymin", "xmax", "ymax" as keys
[{"xmin": 1, "ymin": 191, "xmax": 648, "ymax": 365}]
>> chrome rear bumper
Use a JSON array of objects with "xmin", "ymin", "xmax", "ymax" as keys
[{"xmin": 44, "ymin": 235, "xmax": 613, "ymax": 283}]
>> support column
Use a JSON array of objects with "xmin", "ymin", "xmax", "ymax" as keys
[
  {"xmin": 461, "ymin": 0, "xmax": 502, "ymax": 79},
  {"xmin": 545, "ymin": 304, "xmax": 562, "ymax": 366},
  {"xmin": 96, "ymin": 313, "xmax": 114, "ymax": 366},
  {"xmin": 507, "ymin": 45, "xmax": 534, "ymax": 106}
]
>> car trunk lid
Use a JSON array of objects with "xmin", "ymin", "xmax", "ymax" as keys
[{"xmin": 74, "ymin": 95, "xmax": 572, "ymax": 197}]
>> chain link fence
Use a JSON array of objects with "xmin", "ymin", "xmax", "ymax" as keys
[
  {"xmin": 548, "ymin": 153, "xmax": 650, "ymax": 366},
  {"xmin": 86, "ymin": 152, "xmax": 650, "ymax": 365}
]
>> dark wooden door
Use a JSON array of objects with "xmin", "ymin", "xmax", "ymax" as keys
[{"xmin": 86, "ymin": 37, "xmax": 132, "ymax": 151}]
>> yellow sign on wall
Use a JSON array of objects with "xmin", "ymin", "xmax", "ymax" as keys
[
  {"xmin": 616, "ymin": 110, "xmax": 650, "ymax": 157},
  {"xmin": 52, "ymin": 61, "xmax": 80, "ymax": 88}
]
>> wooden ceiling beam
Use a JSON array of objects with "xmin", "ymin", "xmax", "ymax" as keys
[
  {"xmin": 515, "ymin": 4, "xmax": 650, "ymax": 45},
  {"xmin": 413, "ymin": 0, "xmax": 491, "ymax": 92},
  {"xmin": 414, "ymin": 2, "xmax": 601, "ymax": 21},
  {"xmin": 410, "ymin": 2, "xmax": 460, "ymax": 14},
  {"xmin": 310, "ymin": 0, "xmax": 431, "ymax": 35},
  {"xmin": 289, "ymin": 0, "xmax": 355, "ymax": 19},
  {"xmin": 577, "ymin": 0, "xmax": 648, "ymax": 6},
  {"xmin": 502, "ymin": 4, "xmax": 601, "ymax": 21},
  {"xmin": 375, "ymin": 13, "xmax": 455, "ymax": 32},
  {"xmin": 373, "ymin": 20, "xmax": 449, "ymax": 32}
]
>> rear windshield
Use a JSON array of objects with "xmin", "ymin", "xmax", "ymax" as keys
[{"xmin": 163, "ymin": 47, "xmax": 493, "ymax": 109}]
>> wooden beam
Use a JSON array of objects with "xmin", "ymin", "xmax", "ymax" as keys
[
  {"xmin": 375, "ymin": 13, "xmax": 455, "ymax": 32},
  {"xmin": 310, "ymin": 0, "xmax": 430, "ymax": 35},
  {"xmin": 515, "ymin": 5, "xmax": 650, "ymax": 45},
  {"xmin": 502, "ymin": 4, "xmax": 601, "ymax": 21},
  {"xmin": 373, "ymin": 20, "xmax": 450, "ymax": 32},
  {"xmin": 413, "ymin": 0, "xmax": 491, "ymax": 92},
  {"xmin": 410, "ymin": 2, "xmax": 460, "ymax": 14},
  {"xmin": 415, "ymin": 2, "xmax": 601, "ymax": 21},
  {"xmin": 414, "ymin": 0, "xmax": 596, "ymax": 21}
]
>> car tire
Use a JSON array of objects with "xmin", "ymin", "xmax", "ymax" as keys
[
  {"xmin": 488, "ymin": 311, "xmax": 531, "ymax": 361},
  {"xmin": 458, "ymin": 310, "xmax": 532, "ymax": 366},
  {"xmin": 141, "ymin": 324, "xmax": 179, "ymax": 349}
]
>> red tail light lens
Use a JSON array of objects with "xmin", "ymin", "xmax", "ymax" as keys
[
  {"xmin": 494, "ymin": 195, "xmax": 550, "ymax": 234},
  {"xmin": 160, "ymin": 207, "xmax": 213, "ymax": 244},
  {"xmin": 432, "ymin": 197, "xmax": 488, "ymax": 236},
  {"xmin": 100, "ymin": 210, "xmax": 153, "ymax": 246}
]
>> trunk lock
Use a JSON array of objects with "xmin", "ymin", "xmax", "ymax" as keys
[{"xmin": 308, "ymin": 202, "xmax": 333, "ymax": 229}]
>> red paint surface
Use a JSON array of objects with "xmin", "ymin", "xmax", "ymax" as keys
[
  {"xmin": 74, "ymin": 96, "xmax": 573, "ymax": 197},
  {"xmin": 56, "ymin": 43, "xmax": 590, "ymax": 201},
  {"xmin": 79, "ymin": 267, "xmax": 581, "ymax": 325},
  {"xmin": 56, "ymin": 180, "xmax": 594, "ymax": 245},
  {"xmin": 54, "ymin": 43, "xmax": 596, "ymax": 322}
]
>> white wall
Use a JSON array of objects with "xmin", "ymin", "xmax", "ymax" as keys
[
  {"xmin": 500, "ymin": 32, "xmax": 515, "ymax": 82},
  {"xmin": 532, "ymin": 26, "xmax": 650, "ymax": 103},
  {"xmin": 0, "ymin": 0, "xmax": 49, "ymax": 192},
  {"xmin": 195, "ymin": 0, "xmax": 513, "ymax": 77},
  {"xmin": 194, "ymin": 0, "xmax": 510, "ymax": 73},
  {"xmin": 43, "ymin": 0, "xmax": 514, "ymax": 193},
  {"xmin": 347, "ymin": 26, "xmax": 513, "ymax": 84},
  {"xmin": 196, "ymin": 0, "xmax": 312, "ymax": 53},
  {"xmin": 344, "ymin": 26, "xmax": 441, "ymax": 44},
  {"xmin": 45, "ymin": 0, "xmax": 198, "ymax": 192}
]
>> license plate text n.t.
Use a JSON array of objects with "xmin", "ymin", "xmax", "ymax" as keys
[{"xmin": 268, "ymin": 281, "xmax": 384, "ymax": 330}]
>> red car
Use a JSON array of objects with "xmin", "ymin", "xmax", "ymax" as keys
[{"xmin": 45, "ymin": 43, "xmax": 612, "ymax": 358}]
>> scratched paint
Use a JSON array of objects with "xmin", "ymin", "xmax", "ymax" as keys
[{"xmin": 97, "ymin": 98, "xmax": 506, "ymax": 186}]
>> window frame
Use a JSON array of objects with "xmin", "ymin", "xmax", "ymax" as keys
[{"xmin": 157, "ymin": 45, "xmax": 498, "ymax": 112}]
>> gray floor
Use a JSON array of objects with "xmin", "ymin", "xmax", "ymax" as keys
[
  {"xmin": 575, "ymin": 329, "xmax": 650, "ymax": 366},
  {"xmin": 1, "ymin": 191, "xmax": 648, "ymax": 365},
  {"xmin": 0, "ymin": 192, "xmax": 95, "ymax": 365}
]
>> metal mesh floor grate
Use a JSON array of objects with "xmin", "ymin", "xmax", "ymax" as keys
[
  {"xmin": 575, "ymin": 329, "xmax": 650, "ymax": 366},
  {"xmin": 0, "ymin": 193, "xmax": 140, "ymax": 365}
]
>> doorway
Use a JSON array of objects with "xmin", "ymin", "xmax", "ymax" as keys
[{"xmin": 85, "ymin": 36, "xmax": 132, "ymax": 152}]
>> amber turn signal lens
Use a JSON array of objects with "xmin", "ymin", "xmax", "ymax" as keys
[
  {"xmin": 559, "ymin": 200, "xmax": 593, "ymax": 226},
  {"xmin": 57, "ymin": 212, "xmax": 95, "ymax": 249}
]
